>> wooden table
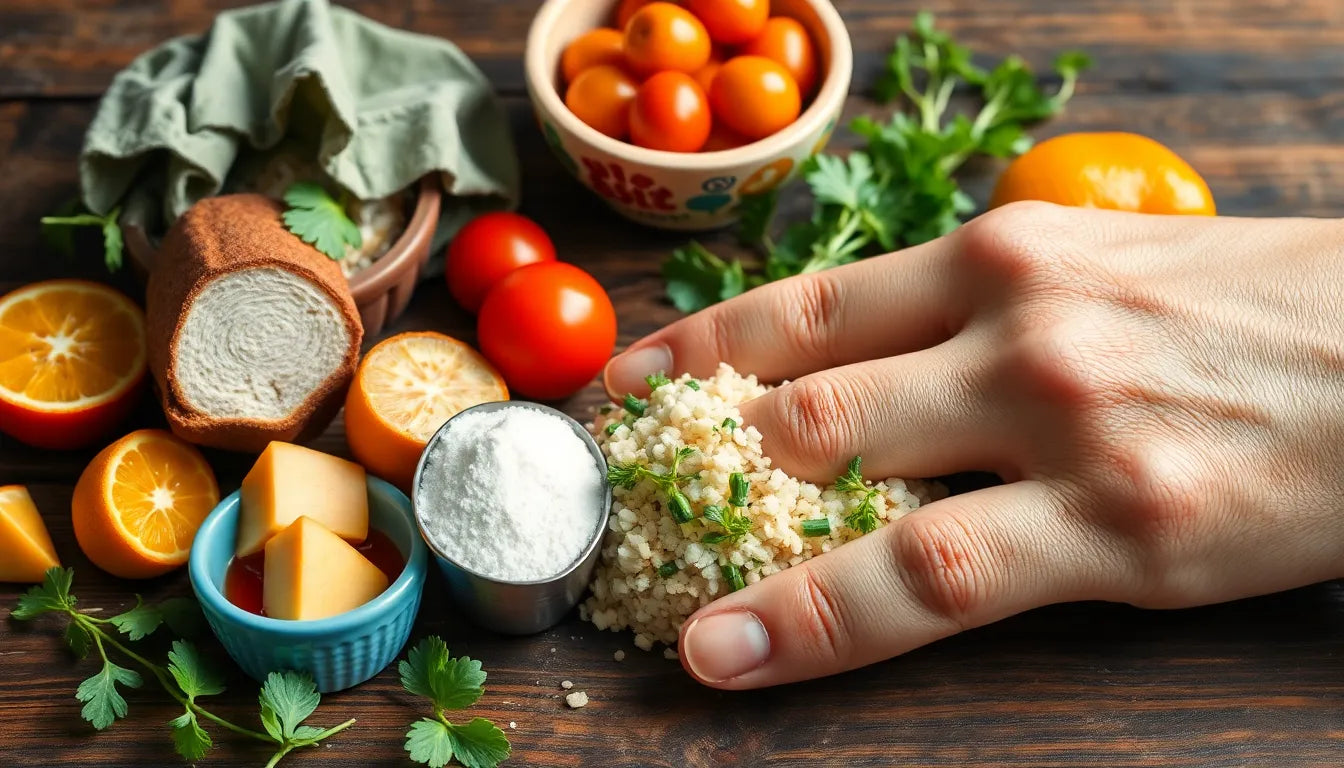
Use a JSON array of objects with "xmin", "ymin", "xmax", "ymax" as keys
[{"xmin": 3, "ymin": 1, "xmax": 1344, "ymax": 766}]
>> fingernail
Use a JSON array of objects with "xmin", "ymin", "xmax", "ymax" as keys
[
  {"xmin": 682, "ymin": 611, "xmax": 770, "ymax": 683},
  {"xmin": 603, "ymin": 343, "xmax": 673, "ymax": 397}
]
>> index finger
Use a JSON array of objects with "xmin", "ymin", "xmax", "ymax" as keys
[{"xmin": 603, "ymin": 236, "xmax": 963, "ymax": 399}]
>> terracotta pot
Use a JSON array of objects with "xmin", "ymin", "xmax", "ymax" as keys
[{"xmin": 121, "ymin": 176, "xmax": 441, "ymax": 336}]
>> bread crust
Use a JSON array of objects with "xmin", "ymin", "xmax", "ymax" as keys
[{"xmin": 146, "ymin": 194, "xmax": 363, "ymax": 453}]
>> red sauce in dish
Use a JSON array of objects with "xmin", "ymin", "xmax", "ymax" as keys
[{"xmin": 224, "ymin": 528, "xmax": 405, "ymax": 617}]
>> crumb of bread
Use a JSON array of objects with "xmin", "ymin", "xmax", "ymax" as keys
[
  {"xmin": 561, "ymin": 680, "xmax": 574, "ymax": 690},
  {"xmin": 565, "ymin": 691, "xmax": 589, "ymax": 709}
]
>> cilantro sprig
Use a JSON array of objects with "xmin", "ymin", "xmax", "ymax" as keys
[
  {"xmin": 40, "ymin": 206, "xmax": 124, "ymax": 271},
  {"xmin": 281, "ymin": 181, "xmax": 363, "ymax": 261},
  {"xmin": 835, "ymin": 457, "xmax": 883, "ymax": 534},
  {"xmin": 661, "ymin": 12, "xmax": 1090, "ymax": 312},
  {"xmin": 10, "ymin": 568, "xmax": 354, "ymax": 766},
  {"xmin": 400, "ymin": 637, "xmax": 511, "ymax": 768}
]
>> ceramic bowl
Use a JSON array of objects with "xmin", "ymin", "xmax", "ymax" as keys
[
  {"xmin": 524, "ymin": 0, "xmax": 853, "ymax": 231},
  {"xmin": 122, "ymin": 176, "xmax": 441, "ymax": 336},
  {"xmin": 188, "ymin": 477, "xmax": 428, "ymax": 693}
]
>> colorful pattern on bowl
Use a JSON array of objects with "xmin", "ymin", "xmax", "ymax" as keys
[{"xmin": 188, "ymin": 477, "xmax": 427, "ymax": 693}]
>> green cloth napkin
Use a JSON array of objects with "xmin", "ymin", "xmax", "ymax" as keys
[{"xmin": 80, "ymin": 0, "xmax": 519, "ymax": 263}]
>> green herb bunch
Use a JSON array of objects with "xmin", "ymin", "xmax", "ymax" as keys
[
  {"xmin": 10, "ymin": 568, "xmax": 354, "ymax": 767},
  {"xmin": 662, "ymin": 12, "xmax": 1090, "ymax": 312},
  {"xmin": 400, "ymin": 636, "xmax": 511, "ymax": 768}
]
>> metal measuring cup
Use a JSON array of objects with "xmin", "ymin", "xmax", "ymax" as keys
[{"xmin": 411, "ymin": 401, "xmax": 612, "ymax": 635}]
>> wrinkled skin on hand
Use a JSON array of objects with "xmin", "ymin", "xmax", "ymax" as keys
[{"xmin": 603, "ymin": 202, "xmax": 1344, "ymax": 689}]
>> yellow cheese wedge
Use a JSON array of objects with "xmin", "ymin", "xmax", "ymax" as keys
[
  {"xmin": 0, "ymin": 485, "xmax": 61, "ymax": 583},
  {"xmin": 236, "ymin": 441, "xmax": 368, "ymax": 557},
  {"xmin": 262, "ymin": 516, "xmax": 389, "ymax": 620}
]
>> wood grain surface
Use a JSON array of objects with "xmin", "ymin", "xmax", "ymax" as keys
[{"xmin": 3, "ymin": 1, "xmax": 1344, "ymax": 766}]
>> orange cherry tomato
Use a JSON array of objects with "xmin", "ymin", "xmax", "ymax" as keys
[
  {"xmin": 615, "ymin": 0, "xmax": 671, "ymax": 29},
  {"xmin": 741, "ymin": 16, "xmax": 818, "ymax": 95},
  {"xmin": 623, "ymin": 2, "xmax": 711, "ymax": 76},
  {"xmin": 565, "ymin": 64, "xmax": 639, "ymax": 138},
  {"xmin": 709, "ymin": 55, "xmax": 800, "ymax": 139},
  {"xmin": 560, "ymin": 27, "xmax": 626, "ymax": 84},
  {"xmin": 702, "ymin": 122, "xmax": 750, "ymax": 152},
  {"xmin": 990, "ymin": 132, "xmax": 1217, "ymax": 215},
  {"xmin": 629, "ymin": 71, "xmax": 711, "ymax": 152},
  {"xmin": 692, "ymin": 58, "xmax": 722, "ymax": 94},
  {"xmin": 685, "ymin": 0, "xmax": 769, "ymax": 45}
]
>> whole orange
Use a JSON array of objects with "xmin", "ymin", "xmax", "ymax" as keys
[
  {"xmin": 72, "ymin": 429, "xmax": 219, "ymax": 579},
  {"xmin": 990, "ymin": 132, "xmax": 1216, "ymax": 215},
  {"xmin": 344, "ymin": 332, "xmax": 509, "ymax": 492}
]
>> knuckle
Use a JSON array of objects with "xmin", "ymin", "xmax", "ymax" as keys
[
  {"xmin": 892, "ymin": 512, "xmax": 997, "ymax": 629},
  {"xmin": 784, "ymin": 272, "xmax": 845, "ymax": 365},
  {"xmin": 1002, "ymin": 320, "xmax": 1106, "ymax": 407},
  {"xmin": 775, "ymin": 375, "xmax": 857, "ymax": 462},
  {"xmin": 958, "ymin": 200, "xmax": 1066, "ymax": 287},
  {"xmin": 790, "ymin": 566, "xmax": 853, "ymax": 665}
]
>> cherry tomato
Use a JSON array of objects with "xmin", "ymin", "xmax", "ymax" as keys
[
  {"xmin": 629, "ymin": 71, "xmax": 711, "ymax": 152},
  {"xmin": 710, "ymin": 55, "xmax": 801, "ymax": 139},
  {"xmin": 740, "ymin": 16, "xmax": 818, "ymax": 94},
  {"xmin": 685, "ymin": 0, "xmax": 769, "ymax": 45},
  {"xmin": 692, "ymin": 57, "xmax": 722, "ymax": 94},
  {"xmin": 565, "ymin": 64, "xmax": 639, "ymax": 138},
  {"xmin": 623, "ymin": 2, "xmax": 711, "ymax": 76},
  {"xmin": 615, "ymin": 0, "xmax": 668, "ymax": 29},
  {"xmin": 445, "ymin": 212, "xmax": 557, "ymax": 313},
  {"xmin": 560, "ymin": 27, "xmax": 626, "ymax": 84},
  {"xmin": 701, "ymin": 121, "xmax": 750, "ymax": 152},
  {"xmin": 477, "ymin": 262, "xmax": 617, "ymax": 401}
]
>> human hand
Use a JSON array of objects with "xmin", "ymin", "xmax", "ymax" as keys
[{"xmin": 602, "ymin": 202, "xmax": 1344, "ymax": 689}]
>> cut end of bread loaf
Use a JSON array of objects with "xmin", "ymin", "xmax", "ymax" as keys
[{"xmin": 175, "ymin": 267, "xmax": 354, "ymax": 420}]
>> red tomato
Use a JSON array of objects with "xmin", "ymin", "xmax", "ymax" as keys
[
  {"xmin": 629, "ymin": 71, "xmax": 712, "ymax": 152},
  {"xmin": 685, "ymin": 0, "xmax": 769, "ymax": 45},
  {"xmin": 565, "ymin": 64, "xmax": 639, "ymax": 139},
  {"xmin": 623, "ymin": 2, "xmax": 711, "ymax": 75},
  {"xmin": 560, "ymin": 27, "xmax": 626, "ymax": 84},
  {"xmin": 445, "ymin": 212, "xmax": 557, "ymax": 313},
  {"xmin": 477, "ymin": 262, "xmax": 617, "ymax": 401},
  {"xmin": 740, "ymin": 16, "xmax": 818, "ymax": 94},
  {"xmin": 710, "ymin": 55, "xmax": 801, "ymax": 139}
]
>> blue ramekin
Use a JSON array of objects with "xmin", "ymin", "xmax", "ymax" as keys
[{"xmin": 188, "ymin": 477, "xmax": 427, "ymax": 693}]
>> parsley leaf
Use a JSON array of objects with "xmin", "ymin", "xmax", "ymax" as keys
[
  {"xmin": 281, "ymin": 182, "xmax": 362, "ymax": 261},
  {"xmin": 399, "ymin": 636, "xmax": 486, "ymax": 711},
  {"xmin": 109, "ymin": 597, "xmax": 163, "ymax": 641},
  {"xmin": 66, "ymin": 622, "xmax": 93, "ymax": 659},
  {"xmin": 406, "ymin": 719, "xmax": 458, "ymax": 768},
  {"xmin": 169, "ymin": 711, "xmax": 213, "ymax": 761},
  {"xmin": 12, "ymin": 566, "xmax": 76, "ymax": 619},
  {"xmin": 77, "ymin": 659, "xmax": 142, "ymax": 730},
  {"xmin": 258, "ymin": 671, "xmax": 321, "ymax": 742},
  {"xmin": 445, "ymin": 718, "xmax": 512, "ymax": 768},
  {"xmin": 662, "ymin": 241, "xmax": 752, "ymax": 312},
  {"xmin": 167, "ymin": 640, "xmax": 226, "ymax": 699}
]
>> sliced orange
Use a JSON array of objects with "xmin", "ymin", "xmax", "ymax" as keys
[
  {"xmin": 72, "ymin": 429, "xmax": 219, "ymax": 579},
  {"xmin": 344, "ymin": 332, "xmax": 508, "ymax": 491},
  {"xmin": 0, "ymin": 279, "xmax": 147, "ymax": 450},
  {"xmin": 0, "ymin": 485, "xmax": 61, "ymax": 583}
]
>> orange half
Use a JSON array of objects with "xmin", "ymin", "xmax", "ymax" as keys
[
  {"xmin": 344, "ymin": 332, "xmax": 509, "ymax": 490},
  {"xmin": 72, "ymin": 429, "xmax": 219, "ymax": 579}
]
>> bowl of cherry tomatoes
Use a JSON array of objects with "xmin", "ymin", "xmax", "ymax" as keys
[{"xmin": 525, "ymin": 0, "xmax": 852, "ymax": 230}]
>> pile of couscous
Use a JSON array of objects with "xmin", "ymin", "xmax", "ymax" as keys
[{"xmin": 581, "ymin": 364, "xmax": 943, "ymax": 651}]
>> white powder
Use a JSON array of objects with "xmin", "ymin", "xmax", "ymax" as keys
[{"xmin": 418, "ymin": 406, "xmax": 605, "ymax": 582}]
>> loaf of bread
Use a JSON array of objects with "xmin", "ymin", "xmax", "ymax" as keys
[{"xmin": 146, "ymin": 194, "xmax": 363, "ymax": 452}]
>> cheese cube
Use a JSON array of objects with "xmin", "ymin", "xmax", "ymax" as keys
[
  {"xmin": 263, "ymin": 516, "xmax": 389, "ymax": 620},
  {"xmin": 0, "ymin": 486, "xmax": 61, "ymax": 583},
  {"xmin": 237, "ymin": 442, "xmax": 368, "ymax": 557}
]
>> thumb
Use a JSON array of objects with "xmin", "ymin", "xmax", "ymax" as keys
[{"xmin": 677, "ymin": 482, "xmax": 1121, "ymax": 688}]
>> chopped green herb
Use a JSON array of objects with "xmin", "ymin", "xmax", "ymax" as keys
[
  {"xmin": 645, "ymin": 372, "xmax": 672, "ymax": 390},
  {"xmin": 835, "ymin": 456, "xmax": 882, "ymax": 534},
  {"xmin": 728, "ymin": 473, "xmax": 750, "ymax": 508},
  {"xmin": 622, "ymin": 393, "xmax": 647, "ymax": 417},
  {"xmin": 668, "ymin": 491, "xmax": 694, "ymax": 524},
  {"xmin": 604, "ymin": 422, "xmax": 621, "ymax": 436},
  {"xmin": 801, "ymin": 518, "xmax": 832, "ymax": 537},
  {"xmin": 607, "ymin": 446, "xmax": 700, "ymax": 525},
  {"xmin": 659, "ymin": 13, "xmax": 1089, "ymax": 312},
  {"xmin": 701, "ymin": 473, "xmax": 754, "ymax": 544},
  {"xmin": 721, "ymin": 563, "xmax": 747, "ymax": 592},
  {"xmin": 657, "ymin": 562, "xmax": 680, "ymax": 578},
  {"xmin": 686, "ymin": 380, "xmax": 700, "ymax": 391},
  {"xmin": 281, "ymin": 182, "xmax": 362, "ymax": 262},
  {"xmin": 721, "ymin": 418, "xmax": 738, "ymax": 431}
]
